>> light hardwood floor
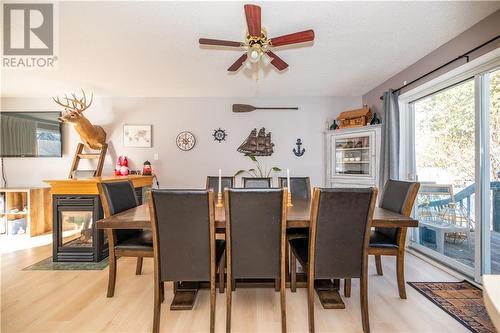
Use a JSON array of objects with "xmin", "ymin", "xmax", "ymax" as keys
[{"xmin": 1, "ymin": 239, "xmax": 469, "ymax": 333}]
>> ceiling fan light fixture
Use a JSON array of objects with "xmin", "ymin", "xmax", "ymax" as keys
[
  {"xmin": 261, "ymin": 52, "xmax": 272, "ymax": 65},
  {"xmin": 248, "ymin": 48, "xmax": 261, "ymax": 63}
]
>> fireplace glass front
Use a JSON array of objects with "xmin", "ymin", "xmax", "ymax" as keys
[{"xmin": 61, "ymin": 211, "xmax": 94, "ymax": 248}]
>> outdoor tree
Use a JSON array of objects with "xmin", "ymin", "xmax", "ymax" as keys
[{"xmin": 415, "ymin": 69, "xmax": 499, "ymax": 187}]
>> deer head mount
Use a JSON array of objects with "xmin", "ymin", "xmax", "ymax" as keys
[{"xmin": 53, "ymin": 90, "xmax": 107, "ymax": 150}]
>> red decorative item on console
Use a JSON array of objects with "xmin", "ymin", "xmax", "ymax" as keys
[
  {"xmin": 142, "ymin": 160, "xmax": 152, "ymax": 176},
  {"xmin": 114, "ymin": 156, "xmax": 129, "ymax": 176}
]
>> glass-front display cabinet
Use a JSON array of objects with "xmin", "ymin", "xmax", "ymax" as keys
[{"xmin": 326, "ymin": 125, "xmax": 381, "ymax": 188}]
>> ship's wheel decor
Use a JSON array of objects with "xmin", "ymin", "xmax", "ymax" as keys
[
  {"xmin": 199, "ymin": 4, "xmax": 315, "ymax": 73},
  {"xmin": 237, "ymin": 128, "xmax": 274, "ymax": 156},
  {"xmin": 212, "ymin": 128, "xmax": 227, "ymax": 143},
  {"xmin": 176, "ymin": 131, "xmax": 196, "ymax": 151}
]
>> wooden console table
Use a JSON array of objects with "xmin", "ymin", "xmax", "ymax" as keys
[{"xmin": 44, "ymin": 175, "xmax": 153, "ymax": 262}]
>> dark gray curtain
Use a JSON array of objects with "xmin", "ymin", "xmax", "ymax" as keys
[{"xmin": 380, "ymin": 89, "xmax": 400, "ymax": 188}]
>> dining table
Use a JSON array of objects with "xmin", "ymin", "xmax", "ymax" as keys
[{"xmin": 96, "ymin": 198, "xmax": 418, "ymax": 310}]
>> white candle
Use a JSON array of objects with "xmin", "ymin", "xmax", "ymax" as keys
[
  {"xmin": 218, "ymin": 169, "xmax": 222, "ymax": 194},
  {"xmin": 287, "ymin": 168, "xmax": 291, "ymax": 193}
]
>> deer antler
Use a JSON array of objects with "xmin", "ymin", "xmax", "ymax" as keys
[{"xmin": 53, "ymin": 89, "xmax": 93, "ymax": 113}]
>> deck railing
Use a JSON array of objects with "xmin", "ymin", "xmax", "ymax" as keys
[{"xmin": 420, "ymin": 181, "xmax": 500, "ymax": 232}]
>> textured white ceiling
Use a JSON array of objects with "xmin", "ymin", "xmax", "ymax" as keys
[{"xmin": 2, "ymin": 1, "xmax": 499, "ymax": 98}]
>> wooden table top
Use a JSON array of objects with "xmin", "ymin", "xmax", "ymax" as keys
[
  {"xmin": 483, "ymin": 275, "xmax": 500, "ymax": 332},
  {"xmin": 96, "ymin": 199, "xmax": 418, "ymax": 230}
]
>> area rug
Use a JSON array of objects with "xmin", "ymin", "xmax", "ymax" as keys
[
  {"xmin": 408, "ymin": 281, "xmax": 496, "ymax": 333},
  {"xmin": 23, "ymin": 257, "xmax": 108, "ymax": 271}
]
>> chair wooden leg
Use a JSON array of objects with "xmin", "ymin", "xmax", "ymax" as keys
[
  {"xmin": 160, "ymin": 281, "xmax": 165, "ymax": 303},
  {"xmin": 360, "ymin": 274, "xmax": 370, "ymax": 333},
  {"xmin": 396, "ymin": 253, "xmax": 407, "ymax": 299},
  {"xmin": 275, "ymin": 278, "xmax": 280, "ymax": 292},
  {"xmin": 226, "ymin": 277, "xmax": 232, "ymax": 332},
  {"xmin": 280, "ymin": 270, "xmax": 287, "ymax": 333},
  {"xmin": 210, "ymin": 277, "xmax": 216, "ymax": 333},
  {"xmin": 307, "ymin": 276, "xmax": 315, "ymax": 333},
  {"xmin": 153, "ymin": 280, "xmax": 161, "ymax": 333},
  {"xmin": 173, "ymin": 281, "xmax": 177, "ymax": 294},
  {"xmin": 344, "ymin": 278, "xmax": 351, "ymax": 298},
  {"xmin": 290, "ymin": 251, "xmax": 297, "ymax": 293},
  {"xmin": 107, "ymin": 255, "xmax": 117, "ymax": 298},
  {"xmin": 135, "ymin": 257, "xmax": 143, "ymax": 275},
  {"xmin": 219, "ymin": 255, "xmax": 225, "ymax": 294},
  {"xmin": 375, "ymin": 255, "xmax": 383, "ymax": 276},
  {"xmin": 232, "ymin": 279, "xmax": 236, "ymax": 291},
  {"xmin": 285, "ymin": 240, "xmax": 290, "ymax": 283}
]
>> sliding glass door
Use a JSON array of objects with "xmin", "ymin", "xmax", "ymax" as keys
[
  {"xmin": 404, "ymin": 58, "xmax": 500, "ymax": 281},
  {"xmin": 411, "ymin": 79, "xmax": 476, "ymax": 274}
]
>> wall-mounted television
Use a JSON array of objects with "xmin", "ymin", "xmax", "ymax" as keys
[{"xmin": 0, "ymin": 112, "xmax": 62, "ymax": 157}]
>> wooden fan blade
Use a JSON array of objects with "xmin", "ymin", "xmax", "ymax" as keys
[
  {"xmin": 244, "ymin": 4, "xmax": 261, "ymax": 36},
  {"xmin": 269, "ymin": 29, "xmax": 315, "ymax": 47},
  {"xmin": 199, "ymin": 38, "xmax": 243, "ymax": 47},
  {"xmin": 228, "ymin": 54, "xmax": 248, "ymax": 72},
  {"xmin": 266, "ymin": 50, "xmax": 289, "ymax": 71}
]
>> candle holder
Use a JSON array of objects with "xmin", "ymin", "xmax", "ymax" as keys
[
  {"xmin": 216, "ymin": 192, "xmax": 224, "ymax": 208},
  {"xmin": 287, "ymin": 192, "xmax": 293, "ymax": 208}
]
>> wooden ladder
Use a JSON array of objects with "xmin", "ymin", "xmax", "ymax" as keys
[{"xmin": 68, "ymin": 143, "xmax": 108, "ymax": 179}]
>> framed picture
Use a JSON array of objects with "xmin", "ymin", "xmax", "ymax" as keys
[{"xmin": 123, "ymin": 124, "xmax": 152, "ymax": 147}]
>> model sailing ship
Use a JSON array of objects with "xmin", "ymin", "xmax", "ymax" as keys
[{"xmin": 237, "ymin": 128, "xmax": 274, "ymax": 156}]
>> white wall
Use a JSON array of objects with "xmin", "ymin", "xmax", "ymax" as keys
[{"xmin": 0, "ymin": 96, "xmax": 361, "ymax": 188}]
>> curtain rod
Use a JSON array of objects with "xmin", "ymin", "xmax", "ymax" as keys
[{"xmin": 379, "ymin": 34, "xmax": 500, "ymax": 100}]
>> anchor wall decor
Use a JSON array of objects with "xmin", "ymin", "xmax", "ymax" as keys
[{"xmin": 293, "ymin": 138, "xmax": 305, "ymax": 157}]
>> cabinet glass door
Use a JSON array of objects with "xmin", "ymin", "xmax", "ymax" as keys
[{"xmin": 334, "ymin": 134, "xmax": 372, "ymax": 177}]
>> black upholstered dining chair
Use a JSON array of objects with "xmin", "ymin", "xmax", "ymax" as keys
[
  {"xmin": 206, "ymin": 176, "xmax": 235, "ymax": 200},
  {"xmin": 278, "ymin": 177, "xmax": 311, "ymax": 200},
  {"xmin": 97, "ymin": 181, "xmax": 153, "ymax": 298},
  {"xmin": 224, "ymin": 188, "xmax": 287, "ymax": 333},
  {"xmin": 148, "ymin": 189, "xmax": 225, "ymax": 333},
  {"xmin": 289, "ymin": 187, "xmax": 377, "ymax": 333},
  {"xmin": 242, "ymin": 177, "xmax": 272, "ymax": 188},
  {"xmin": 369, "ymin": 179, "xmax": 420, "ymax": 299}
]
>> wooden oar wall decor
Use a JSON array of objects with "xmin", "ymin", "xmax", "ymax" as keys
[{"xmin": 232, "ymin": 104, "xmax": 299, "ymax": 113}]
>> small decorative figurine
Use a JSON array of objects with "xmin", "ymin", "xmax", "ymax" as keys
[
  {"xmin": 329, "ymin": 120, "xmax": 339, "ymax": 130},
  {"xmin": 213, "ymin": 128, "xmax": 227, "ymax": 143},
  {"xmin": 370, "ymin": 113, "xmax": 381, "ymax": 125},
  {"xmin": 293, "ymin": 139, "xmax": 305, "ymax": 157},
  {"xmin": 115, "ymin": 156, "xmax": 129, "ymax": 176},
  {"xmin": 142, "ymin": 160, "xmax": 152, "ymax": 176}
]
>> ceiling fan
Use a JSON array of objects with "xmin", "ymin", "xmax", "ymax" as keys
[{"xmin": 199, "ymin": 4, "xmax": 315, "ymax": 72}]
